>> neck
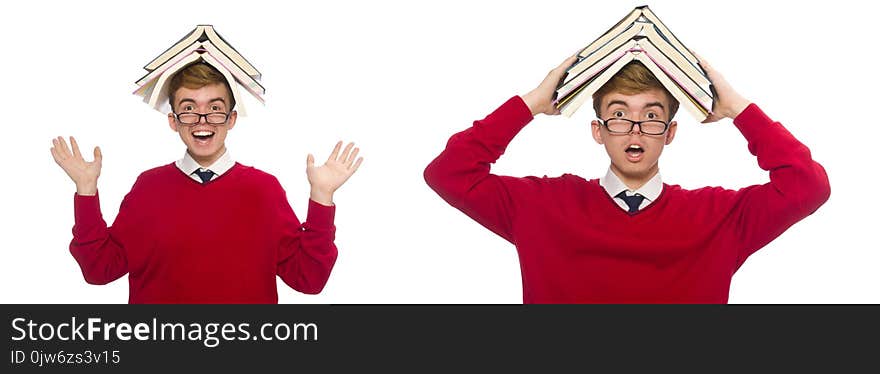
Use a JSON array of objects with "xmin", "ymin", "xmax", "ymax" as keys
[
  {"xmin": 610, "ymin": 164, "xmax": 659, "ymax": 191},
  {"xmin": 190, "ymin": 147, "xmax": 225, "ymax": 168}
]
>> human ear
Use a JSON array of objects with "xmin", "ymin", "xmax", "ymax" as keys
[
  {"xmin": 665, "ymin": 121, "xmax": 677, "ymax": 145},
  {"xmin": 226, "ymin": 110, "xmax": 237, "ymax": 130},
  {"xmin": 168, "ymin": 113, "xmax": 178, "ymax": 132},
  {"xmin": 591, "ymin": 120, "xmax": 605, "ymax": 145}
]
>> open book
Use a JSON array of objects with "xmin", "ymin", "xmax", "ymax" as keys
[
  {"xmin": 143, "ymin": 25, "xmax": 260, "ymax": 79},
  {"xmin": 133, "ymin": 25, "xmax": 263, "ymax": 115},
  {"xmin": 554, "ymin": 6, "xmax": 712, "ymax": 121}
]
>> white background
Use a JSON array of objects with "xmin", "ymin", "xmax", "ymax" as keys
[{"xmin": 1, "ymin": 0, "xmax": 876, "ymax": 304}]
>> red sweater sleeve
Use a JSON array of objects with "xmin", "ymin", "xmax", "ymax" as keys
[
  {"xmin": 275, "ymin": 184, "xmax": 338, "ymax": 295},
  {"xmin": 423, "ymin": 96, "xmax": 540, "ymax": 243},
  {"xmin": 730, "ymin": 104, "xmax": 831, "ymax": 266},
  {"xmin": 70, "ymin": 192, "xmax": 130, "ymax": 285}
]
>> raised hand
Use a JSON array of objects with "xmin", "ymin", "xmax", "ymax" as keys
[
  {"xmin": 306, "ymin": 141, "xmax": 364, "ymax": 206},
  {"xmin": 694, "ymin": 52, "xmax": 751, "ymax": 124},
  {"xmin": 521, "ymin": 54, "xmax": 579, "ymax": 116},
  {"xmin": 50, "ymin": 136, "xmax": 102, "ymax": 196}
]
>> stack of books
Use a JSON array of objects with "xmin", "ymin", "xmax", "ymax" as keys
[
  {"xmin": 554, "ymin": 6, "xmax": 713, "ymax": 121},
  {"xmin": 133, "ymin": 25, "xmax": 264, "ymax": 115}
]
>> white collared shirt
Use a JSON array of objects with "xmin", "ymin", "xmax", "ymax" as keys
[
  {"xmin": 175, "ymin": 149, "xmax": 235, "ymax": 183},
  {"xmin": 599, "ymin": 168, "xmax": 663, "ymax": 212}
]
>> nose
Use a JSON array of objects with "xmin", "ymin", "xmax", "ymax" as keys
[{"xmin": 629, "ymin": 123, "xmax": 643, "ymax": 135}]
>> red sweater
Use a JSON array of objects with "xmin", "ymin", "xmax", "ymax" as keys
[
  {"xmin": 424, "ymin": 96, "xmax": 830, "ymax": 303},
  {"xmin": 71, "ymin": 163, "xmax": 337, "ymax": 304}
]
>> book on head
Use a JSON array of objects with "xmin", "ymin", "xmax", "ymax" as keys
[
  {"xmin": 555, "ymin": 5, "xmax": 712, "ymax": 121},
  {"xmin": 556, "ymin": 36, "xmax": 711, "ymax": 114},
  {"xmin": 134, "ymin": 25, "xmax": 263, "ymax": 115},
  {"xmin": 557, "ymin": 46, "xmax": 709, "ymax": 122},
  {"xmin": 143, "ymin": 25, "xmax": 260, "ymax": 79},
  {"xmin": 135, "ymin": 40, "xmax": 265, "ymax": 98}
]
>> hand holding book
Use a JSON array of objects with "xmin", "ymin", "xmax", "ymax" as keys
[
  {"xmin": 522, "ymin": 55, "xmax": 579, "ymax": 116},
  {"xmin": 693, "ymin": 52, "xmax": 751, "ymax": 124}
]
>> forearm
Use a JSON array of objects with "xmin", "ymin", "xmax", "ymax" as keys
[
  {"xmin": 70, "ymin": 193, "xmax": 128, "ymax": 285},
  {"xmin": 422, "ymin": 96, "xmax": 538, "ymax": 242},
  {"xmin": 734, "ymin": 103, "xmax": 831, "ymax": 214},
  {"xmin": 730, "ymin": 104, "xmax": 831, "ymax": 261},
  {"xmin": 277, "ymin": 200, "xmax": 338, "ymax": 295},
  {"xmin": 424, "ymin": 96, "xmax": 534, "ymax": 201}
]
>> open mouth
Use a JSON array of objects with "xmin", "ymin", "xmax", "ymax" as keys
[
  {"xmin": 625, "ymin": 144, "xmax": 644, "ymax": 161},
  {"xmin": 192, "ymin": 130, "xmax": 215, "ymax": 143}
]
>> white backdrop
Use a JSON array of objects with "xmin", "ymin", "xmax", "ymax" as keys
[{"xmin": 1, "ymin": 0, "xmax": 875, "ymax": 303}]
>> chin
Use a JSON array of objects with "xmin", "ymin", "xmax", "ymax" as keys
[
  {"xmin": 615, "ymin": 162, "xmax": 656, "ymax": 179},
  {"xmin": 188, "ymin": 146, "xmax": 221, "ymax": 159}
]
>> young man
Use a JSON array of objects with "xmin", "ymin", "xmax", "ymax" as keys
[
  {"xmin": 50, "ymin": 62, "xmax": 363, "ymax": 303},
  {"xmin": 424, "ymin": 54, "xmax": 830, "ymax": 303}
]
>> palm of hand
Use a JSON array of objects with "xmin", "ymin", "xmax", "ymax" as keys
[
  {"xmin": 306, "ymin": 141, "xmax": 363, "ymax": 194},
  {"xmin": 50, "ymin": 136, "xmax": 101, "ymax": 186},
  {"xmin": 307, "ymin": 157, "xmax": 353, "ymax": 192}
]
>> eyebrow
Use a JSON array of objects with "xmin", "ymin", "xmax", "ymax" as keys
[
  {"xmin": 606, "ymin": 100, "xmax": 666, "ymax": 111},
  {"xmin": 176, "ymin": 98, "xmax": 227, "ymax": 107},
  {"xmin": 606, "ymin": 100, "xmax": 629, "ymax": 109},
  {"xmin": 645, "ymin": 102, "xmax": 665, "ymax": 110}
]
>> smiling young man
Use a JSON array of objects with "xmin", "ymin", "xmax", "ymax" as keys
[
  {"xmin": 50, "ymin": 62, "xmax": 363, "ymax": 303},
  {"xmin": 423, "ymin": 55, "xmax": 830, "ymax": 303}
]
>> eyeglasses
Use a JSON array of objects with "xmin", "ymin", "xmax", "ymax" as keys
[
  {"xmin": 173, "ymin": 112, "xmax": 230, "ymax": 125},
  {"xmin": 598, "ymin": 118, "xmax": 669, "ymax": 135}
]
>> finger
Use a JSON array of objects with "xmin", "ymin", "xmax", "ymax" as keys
[
  {"xmin": 50, "ymin": 145, "xmax": 63, "ymax": 164},
  {"xmin": 690, "ymin": 50, "xmax": 706, "ymax": 65},
  {"xmin": 338, "ymin": 142, "xmax": 354, "ymax": 163},
  {"xmin": 70, "ymin": 136, "xmax": 83, "ymax": 160},
  {"xmin": 58, "ymin": 136, "xmax": 72, "ymax": 158},
  {"xmin": 93, "ymin": 146, "xmax": 102, "ymax": 165},
  {"xmin": 556, "ymin": 54, "xmax": 579, "ymax": 71},
  {"xmin": 306, "ymin": 153, "xmax": 315, "ymax": 168},
  {"xmin": 550, "ymin": 55, "xmax": 579, "ymax": 80},
  {"xmin": 346, "ymin": 147, "xmax": 360, "ymax": 167},
  {"xmin": 693, "ymin": 52, "xmax": 713, "ymax": 72},
  {"xmin": 694, "ymin": 55, "xmax": 725, "ymax": 89},
  {"xmin": 327, "ymin": 141, "xmax": 342, "ymax": 163},
  {"xmin": 701, "ymin": 113, "xmax": 721, "ymax": 124},
  {"xmin": 350, "ymin": 157, "xmax": 364, "ymax": 174},
  {"xmin": 50, "ymin": 138, "xmax": 62, "ymax": 158}
]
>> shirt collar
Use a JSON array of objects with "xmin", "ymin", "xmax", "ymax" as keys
[
  {"xmin": 175, "ymin": 149, "xmax": 235, "ymax": 177},
  {"xmin": 599, "ymin": 168, "xmax": 663, "ymax": 202}
]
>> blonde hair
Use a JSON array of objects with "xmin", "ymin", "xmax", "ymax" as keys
[
  {"xmin": 168, "ymin": 62, "xmax": 235, "ymax": 111},
  {"xmin": 592, "ymin": 61, "xmax": 678, "ymax": 119}
]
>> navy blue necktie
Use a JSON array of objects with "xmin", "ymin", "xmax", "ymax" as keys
[
  {"xmin": 194, "ymin": 169, "xmax": 214, "ymax": 183},
  {"xmin": 615, "ymin": 191, "xmax": 645, "ymax": 213}
]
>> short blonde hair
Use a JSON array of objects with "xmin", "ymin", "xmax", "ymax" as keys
[
  {"xmin": 592, "ymin": 61, "xmax": 678, "ymax": 120},
  {"xmin": 168, "ymin": 62, "xmax": 235, "ymax": 111}
]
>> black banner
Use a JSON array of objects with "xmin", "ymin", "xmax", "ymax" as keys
[{"xmin": 3, "ymin": 304, "xmax": 878, "ymax": 372}]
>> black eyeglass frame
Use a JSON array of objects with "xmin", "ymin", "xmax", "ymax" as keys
[
  {"xmin": 172, "ymin": 112, "xmax": 231, "ymax": 125},
  {"xmin": 597, "ymin": 117, "xmax": 670, "ymax": 135}
]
